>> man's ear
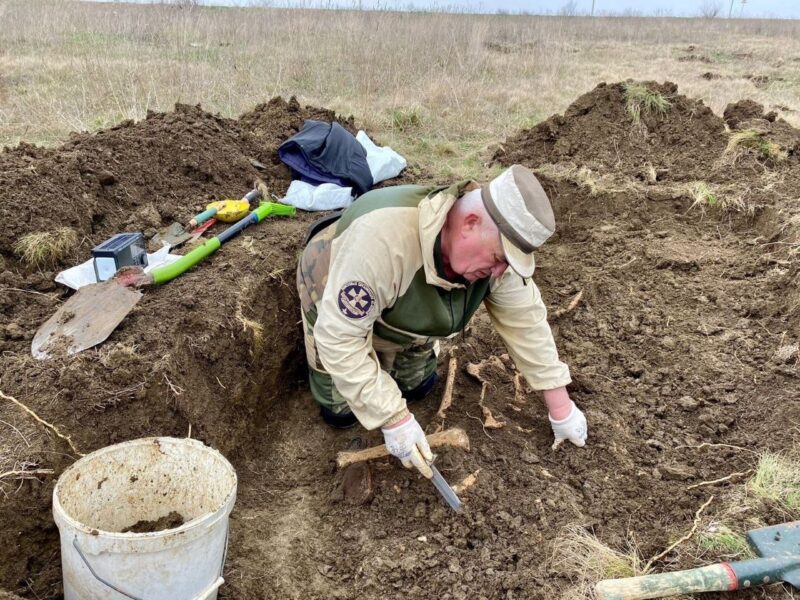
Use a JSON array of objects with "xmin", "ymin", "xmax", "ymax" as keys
[{"xmin": 462, "ymin": 213, "xmax": 480, "ymax": 234}]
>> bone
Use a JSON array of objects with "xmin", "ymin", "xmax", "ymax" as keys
[
  {"xmin": 436, "ymin": 346, "xmax": 458, "ymax": 420},
  {"xmin": 453, "ymin": 469, "xmax": 481, "ymax": 495},
  {"xmin": 336, "ymin": 428, "xmax": 471, "ymax": 469}
]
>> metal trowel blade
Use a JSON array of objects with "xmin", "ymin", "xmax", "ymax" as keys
[{"xmin": 430, "ymin": 464, "xmax": 462, "ymax": 513}]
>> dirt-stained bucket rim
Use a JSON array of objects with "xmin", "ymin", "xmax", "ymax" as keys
[{"xmin": 52, "ymin": 437, "xmax": 237, "ymax": 551}]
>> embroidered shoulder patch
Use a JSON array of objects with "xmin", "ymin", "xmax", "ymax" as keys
[{"xmin": 338, "ymin": 281, "xmax": 375, "ymax": 319}]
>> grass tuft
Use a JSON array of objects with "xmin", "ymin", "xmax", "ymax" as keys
[
  {"xmin": 697, "ymin": 522, "xmax": 755, "ymax": 559},
  {"xmin": 387, "ymin": 107, "xmax": 423, "ymax": 131},
  {"xmin": 551, "ymin": 524, "xmax": 643, "ymax": 580},
  {"xmin": 725, "ymin": 129, "xmax": 788, "ymax": 161},
  {"xmin": 747, "ymin": 453, "xmax": 800, "ymax": 515},
  {"xmin": 623, "ymin": 82, "xmax": 671, "ymax": 123},
  {"xmin": 690, "ymin": 181, "xmax": 718, "ymax": 208},
  {"xmin": 688, "ymin": 181, "xmax": 754, "ymax": 216},
  {"xmin": 13, "ymin": 227, "xmax": 78, "ymax": 269}
]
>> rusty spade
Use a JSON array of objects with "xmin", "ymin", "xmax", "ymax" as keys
[{"xmin": 596, "ymin": 521, "xmax": 800, "ymax": 599}]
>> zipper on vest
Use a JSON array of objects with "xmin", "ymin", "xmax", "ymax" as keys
[{"xmin": 448, "ymin": 294, "xmax": 455, "ymax": 334}]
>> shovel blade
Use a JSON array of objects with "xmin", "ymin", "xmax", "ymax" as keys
[
  {"xmin": 747, "ymin": 521, "xmax": 800, "ymax": 558},
  {"xmin": 784, "ymin": 567, "xmax": 800, "ymax": 588},
  {"xmin": 152, "ymin": 222, "xmax": 192, "ymax": 249},
  {"xmin": 31, "ymin": 281, "xmax": 142, "ymax": 359}
]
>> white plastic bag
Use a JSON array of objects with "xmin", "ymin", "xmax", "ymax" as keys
[
  {"xmin": 55, "ymin": 244, "xmax": 181, "ymax": 290},
  {"xmin": 356, "ymin": 131, "xmax": 407, "ymax": 184},
  {"xmin": 280, "ymin": 180, "xmax": 353, "ymax": 211}
]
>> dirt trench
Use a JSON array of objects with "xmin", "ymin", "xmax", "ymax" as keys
[{"xmin": 0, "ymin": 82, "xmax": 798, "ymax": 599}]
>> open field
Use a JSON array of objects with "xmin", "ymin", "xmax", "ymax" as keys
[
  {"xmin": 1, "ymin": 0, "xmax": 800, "ymax": 175},
  {"xmin": 0, "ymin": 2, "xmax": 799, "ymax": 599}
]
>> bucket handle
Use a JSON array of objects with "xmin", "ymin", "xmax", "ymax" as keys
[
  {"xmin": 71, "ymin": 522, "xmax": 230, "ymax": 600},
  {"xmin": 73, "ymin": 536, "xmax": 144, "ymax": 600}
]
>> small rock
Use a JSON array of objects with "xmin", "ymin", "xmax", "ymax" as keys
[
  {"xmin": 660, "ymin": 464, "xmax": 697, "ymax": 481},
  {"xmin": 4, "ymin": 323, "xmax": 24, "ymax": 340},
  {"xmin": 98, "ymin": 170, "xmax": 116, "ymax": 186},
  {"xmin": 429, "ymin": 507, "xmax": 446, "ymax": 525},
  {"xmin": 678, "ymin": 396, "xmax": 700, "ymax": 410},
  {"xmin": 661, "ymin": 336, "xmax": 677, "ymax": 350},
  {"xmin": 521, "ymin": 451, "xmax": 539, "ymax": 464}
]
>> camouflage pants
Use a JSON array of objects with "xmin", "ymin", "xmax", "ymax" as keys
[{"xmin": 301, "ymin": 307, "xmax": 438, "ymax": 416}]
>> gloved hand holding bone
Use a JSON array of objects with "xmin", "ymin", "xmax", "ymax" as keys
[{"xmin": 381, "ymin": 409, "xmax": 433, "ymax": 478}]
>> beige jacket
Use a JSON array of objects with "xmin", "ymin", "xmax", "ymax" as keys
[{"xmin": 307, "ymin": 184, "xmax": 571, "ymax": 430}]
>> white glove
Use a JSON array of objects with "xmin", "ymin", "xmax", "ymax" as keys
[
  {"xmin": 549, "ymin": 402, "xmax": 587, "ymax": 448},
  {"xmin": 381, "ymin": 411, "xmax": 433, "ymax": 478}
]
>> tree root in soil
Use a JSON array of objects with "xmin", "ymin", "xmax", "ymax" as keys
[
  {"xmin": 686, "ymin": 471, "xmax": 751, "ymax": 490},
  {"xmin": 643, "ymin": 495, "xmax": 714, "ymax": 572},
  {"xmin": 0, "ymin": 468, "xmax": 54, "ymax": 481},
  {"xmin": 0, "ymin": 387, "xmax": 83, "ymax": 456}
]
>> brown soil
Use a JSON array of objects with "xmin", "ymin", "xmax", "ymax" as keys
[
  {"xmin": 0, "ymin": 81, "xmax": 798, "ymax": 599},
  {"xmin": 494, "ymin": 81, "xmax": 729, "ymax": 183},
  {"xmin": 121, "ymin": 511, "xmax": 185, "ymax": 534}
]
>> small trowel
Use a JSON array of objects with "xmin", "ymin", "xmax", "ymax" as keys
[{"xmin": 429, "ymin": 461, "xmax": 462, "ymax": 513}]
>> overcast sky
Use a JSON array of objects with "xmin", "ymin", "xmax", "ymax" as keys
[{"xmin": 85, "ymin": 0, "xmax": 800, "ymax": 18}]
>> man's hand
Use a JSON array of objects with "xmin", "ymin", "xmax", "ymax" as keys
[
  {"xmin": 549, "ymin": 402, "xmax": 587, "ymax": 448},
  {"xmin": 381, "ymin": 409, "xmax": 433, "ymax": 478},
  {"xmin": 543, "ymin": 387, "xmax": 587, "ymax": 448}
]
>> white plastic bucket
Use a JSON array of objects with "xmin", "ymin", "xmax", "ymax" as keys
[{"xmin": 53, "ymin": 437, "xmax": 237, "ymax": 600}]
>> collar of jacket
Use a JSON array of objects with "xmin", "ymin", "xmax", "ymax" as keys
[{"xmin": 418, "ymin": 179, "xmax": 481, "ymax": 291}]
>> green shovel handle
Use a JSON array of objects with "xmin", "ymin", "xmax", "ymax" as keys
[
  {"xmin": 150, "ymin": 201, "xmax": 295, "ymax": 286},
  {"xmin": 595, "ymin": 564, "xmax": 736, "ymax": 599}
]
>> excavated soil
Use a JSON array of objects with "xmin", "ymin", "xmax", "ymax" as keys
[{"xmin": 0, "ymin": 82, "xmax": 799, "ymax": 599}]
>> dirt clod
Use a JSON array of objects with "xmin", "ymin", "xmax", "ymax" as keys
[{"xmin": 121, "ymin": 511, "xmax": 185, "ymax": 533}]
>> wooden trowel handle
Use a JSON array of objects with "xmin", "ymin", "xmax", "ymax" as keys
[{"xmin": 595, "ymin": 563, "xmax": 736, "ymax": 599}]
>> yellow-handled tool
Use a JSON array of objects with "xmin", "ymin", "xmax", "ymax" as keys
[{"xmin": 187, "ymin": 188, "xmax": 262, "ymax": 228}]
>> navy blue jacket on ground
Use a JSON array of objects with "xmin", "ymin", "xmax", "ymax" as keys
[{"xmin": 278, "ymin": 120, "xmax": 374, "ymax": 196}]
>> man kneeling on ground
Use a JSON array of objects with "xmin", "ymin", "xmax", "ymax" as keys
[{"xmin": 296, "ymin": 164, "xmax": 586, "ymax": 478}]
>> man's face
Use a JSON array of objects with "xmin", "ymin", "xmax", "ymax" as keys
[{"xmin": 448, "ymin": 216, "xmax": 509, "ymax": 282}]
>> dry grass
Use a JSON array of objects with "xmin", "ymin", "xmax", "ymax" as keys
[
  {"xmin": 547, "ymin": 524, "xmax": 644, "ymax": 598},
  {"xmin": 12, "ymin": 227, "xmax": 77, "ymax": 269},
  {"xmin": 1, "ymin": 1, "xmax": 800, "ymax": 177},
  {"xmin": 724, "ymin": 128, "xmax": 789, "ymax": 162},
  {"xmin": 687, "ymin": 181, "xmax": 755, "ymax": 216}
]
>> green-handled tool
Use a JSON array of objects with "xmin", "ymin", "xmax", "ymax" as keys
[
  {"xmin": 595, "ymin": 521, "xmax": 800, "ymax": 600},
  {"xmin": 130, "ymin": 201, "xmax": 294, "ymax": 287},
  {"xmin": 31, "ymin": 201, "xmax": 295, "ymax": 359},
  {"xmin": 152, "ymin": 188, "xmax": 263, "ymax": 249}
]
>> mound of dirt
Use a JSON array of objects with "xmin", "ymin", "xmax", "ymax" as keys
[
  {"xmin": 723, "ymin": 98, "xmax": 774, "ymax": 127},
  {"xmin": 494, "ymin": 81, "xmax": 727, "ymax": 182},
  {"xmin": 0, "ymin": 98, "xmax": 362, "ymax": 596},
  {"xmin": 1, "ymin": 82, "xmax": 799, "ymax": 600}
]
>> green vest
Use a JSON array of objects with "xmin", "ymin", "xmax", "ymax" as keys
[{"xmin": 334, "ymin": 184, "xmax": 492, "ymax": 346}]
